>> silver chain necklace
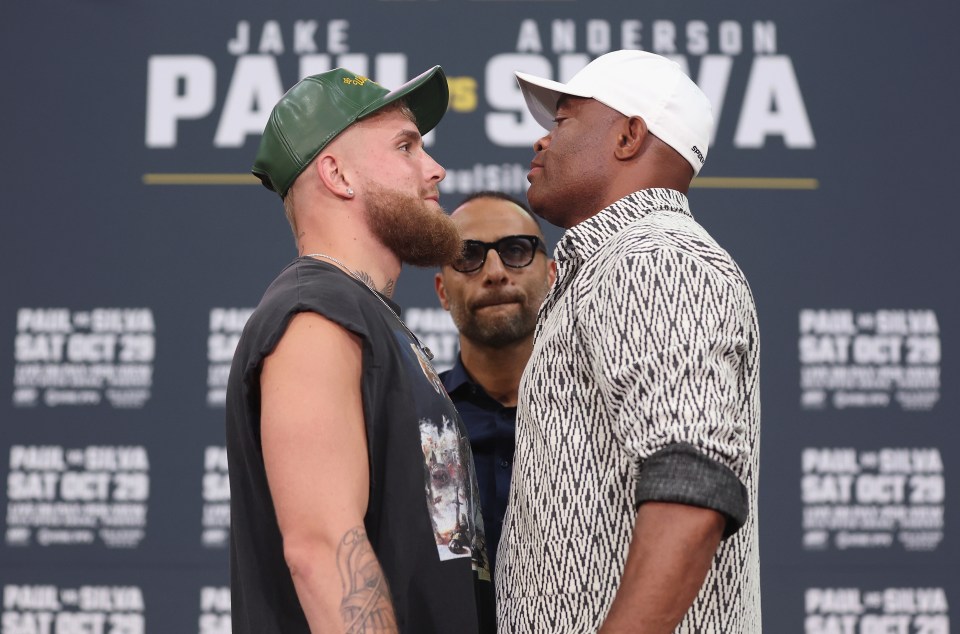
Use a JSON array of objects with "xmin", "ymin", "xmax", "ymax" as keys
[{"xmin": 302, "ymin": 253, "xmax": 434, "ymax": 360}]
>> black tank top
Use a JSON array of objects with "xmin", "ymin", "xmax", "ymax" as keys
[{"xmin": 226, "ymin": 257, "xmax": 495, "ymax": 633}]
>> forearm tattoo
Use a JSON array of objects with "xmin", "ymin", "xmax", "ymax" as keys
[{"xmin": 337, "ymin": 526, "xmax": 398, "ymax": 633}]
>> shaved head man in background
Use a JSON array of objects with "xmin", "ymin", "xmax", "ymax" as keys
[{"xmin": 435, "ymin": 191, "xmax": 555, "ymax": 578}]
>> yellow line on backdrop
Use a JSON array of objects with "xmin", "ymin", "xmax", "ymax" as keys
[
  {"xmin": 693, "ymin": 177, "xmax": 819, "ymax": 190},
  {"xmin": 143, "ymin": 173, "xmax": 259, "ymax": 185}
]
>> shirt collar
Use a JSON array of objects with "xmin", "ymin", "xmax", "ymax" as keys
[
  {"xmin": 441, "ymin": 354, "xmax": 473, "ymax": 394},
  {"xmin": 555, "ymin": 188, "xmax": 692, "ymax": 264}
]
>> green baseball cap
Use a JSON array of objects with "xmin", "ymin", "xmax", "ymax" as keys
[{"xmin": 252, "ymin": 65, "xmax": 449, "ymax": 197}]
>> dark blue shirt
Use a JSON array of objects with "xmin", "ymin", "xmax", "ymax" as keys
[{"xmin": 440, "ymin": 355, "xmax": 516, "ymax": 578}]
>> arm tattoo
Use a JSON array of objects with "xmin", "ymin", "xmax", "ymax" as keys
[{"xmin": 337, "ymin": 526, "xmax": 398, "ymax": 633}]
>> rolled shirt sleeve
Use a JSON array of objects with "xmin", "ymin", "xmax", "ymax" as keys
[{"xmin": 634, "ymin": 443, "xmax": 748, "ymax": 537}]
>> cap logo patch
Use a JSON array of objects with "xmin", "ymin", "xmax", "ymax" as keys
[{"xmin": 343, "ymin": 75, "xmax": 371, "ymax": 87}]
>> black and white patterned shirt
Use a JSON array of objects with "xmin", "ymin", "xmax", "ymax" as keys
[{"xmin": 496, "ymin": 189, "xmax": 761, "ymax": 633}]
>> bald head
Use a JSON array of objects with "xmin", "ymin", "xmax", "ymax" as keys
[
  {"xmin": 450, "ymin": 194, "xmax": 544, "ymax": 240},
  {"xmin": 436, "ymin": 193, "xmax": 555, "ymax": 351}
]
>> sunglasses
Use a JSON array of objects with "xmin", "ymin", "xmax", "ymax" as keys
[{"xmin": 452, "ymin": 235, "xmax": 547, "ymax": 273}]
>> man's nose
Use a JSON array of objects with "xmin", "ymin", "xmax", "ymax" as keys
[
  {"xmin": 423, "ymin": 150, "xmax": 446, "ymax": 183},
  {"xmin": 481, "ymin": 248, "xmax": 509, "ymax": 282},
  {"xmin": 534, "ymin": 131, "xmax": 551, "ymax": 153}
]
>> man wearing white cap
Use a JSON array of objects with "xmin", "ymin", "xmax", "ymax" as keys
[{"xmin": 497, "ymin": 51, "xmax": 761, "ymax": 633}]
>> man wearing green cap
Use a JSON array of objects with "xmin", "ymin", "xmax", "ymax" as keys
[{"xmin": 225, "ymin": 66, "xmax": 495, "ymax": 634}]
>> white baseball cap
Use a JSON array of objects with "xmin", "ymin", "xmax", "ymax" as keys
[{"xmin": 515, "ymin": 50, "xmax": 714, "ymax": 175}]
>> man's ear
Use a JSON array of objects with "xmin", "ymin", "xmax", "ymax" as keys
[
  {"xmin": 316, "ymin": 154, "xmax": 354, "ymax": 199},
  {"xmin": 614, "ymin": 116, "xmax": 648, "ymax": 161},
  {"xmin": 434, "ymin": 272, "xmax": 451, "ymax": 311}
]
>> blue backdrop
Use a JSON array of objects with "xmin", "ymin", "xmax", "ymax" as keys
[{"xmin": 2, "ymin": 1, "xmax": 956, "ymax": 632}]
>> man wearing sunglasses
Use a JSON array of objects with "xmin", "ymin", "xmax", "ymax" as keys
[
  {"xmin": 434, "ymin": 191, "xmax": 556, "ymax": 580},
  {"xmin": 497, "ymin": 51, "xmax": 761, "ymax": 634}
]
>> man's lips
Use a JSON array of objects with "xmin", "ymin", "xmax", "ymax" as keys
[
  {"xmin": 472, "ymin": 295, "xmax": 523, "ymax": 310},
  {"xmin": 528, "ymin": 161, "xmax": 544, "ymax": 182}
]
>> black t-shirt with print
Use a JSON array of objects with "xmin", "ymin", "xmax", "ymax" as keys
[{"xmin": 226, "ymin": 257, "xmax": 495, "ymax": 633}]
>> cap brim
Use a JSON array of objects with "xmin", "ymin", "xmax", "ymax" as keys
[
  {"xmin": 515, "ymin": 71, "xmax": 593, "ymax": 130},
  {"xmin": 359, "ymin": 65, "xmax": 449, "ymax": 136}
]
